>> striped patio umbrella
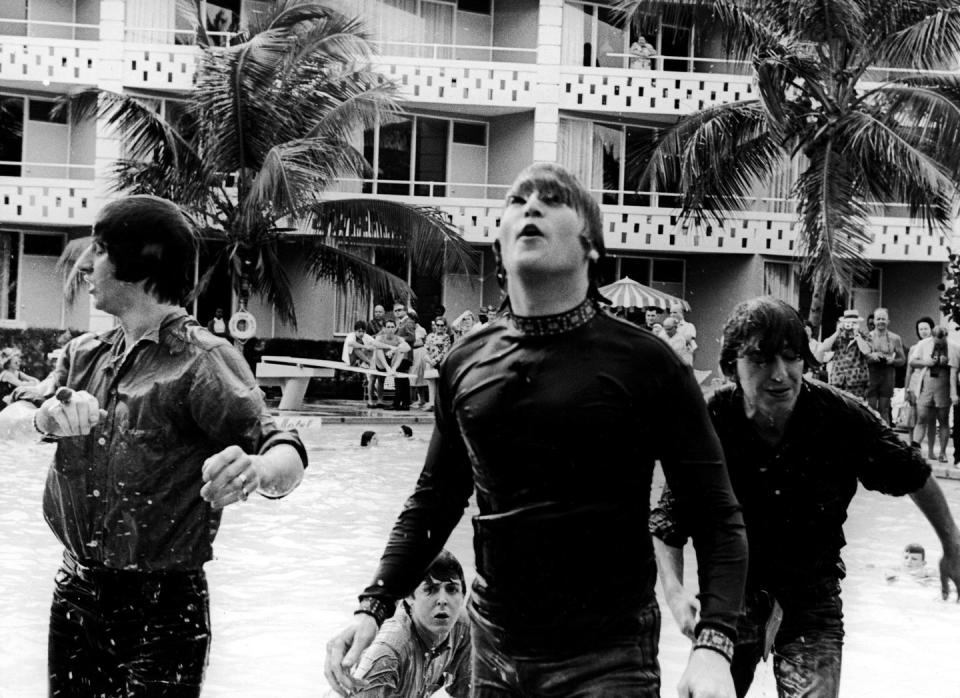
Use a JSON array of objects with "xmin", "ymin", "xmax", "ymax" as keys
[{"xmin": 598, "ymin": 276, "xmax": 690, "ymax": 310}]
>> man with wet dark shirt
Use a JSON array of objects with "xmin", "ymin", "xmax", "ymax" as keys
[
  {"xmin": 32, "ymin": 195, "xmax": 308, "ymax": 698},
  {"xmin": 651, "ymin": 297, "xmax": 960, "ymax": 698},
  {"xmin": 325, "ymin": 163, "xmax": 747, "ymax": 697}
]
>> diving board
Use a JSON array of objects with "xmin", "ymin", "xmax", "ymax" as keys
[{"xmin": 255, "ymin": 356, "xmax": 414, "ymax": 410}]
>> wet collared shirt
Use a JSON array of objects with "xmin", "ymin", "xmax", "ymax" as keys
[
  {"xmin": 353, "ymin": 605, "xmax": 471, "ymax": 698},
  {"xmin": 42, "ymin": 309, "xmax": 307, "ymax": 571}
]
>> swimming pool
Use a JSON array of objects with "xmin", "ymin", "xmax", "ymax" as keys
[{"xmin": 1, "ymin": 423, "xmax": 958, "ymax": 697}]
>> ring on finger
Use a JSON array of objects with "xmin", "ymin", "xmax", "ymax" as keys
[{"xmin": 238, "ymin": 472, "xmax": 247, "ymax": 486}]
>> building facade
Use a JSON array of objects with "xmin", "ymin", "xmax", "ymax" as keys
[{"xmin": 0, "ymin": 0, "xmax": 952, "ymax": 376}]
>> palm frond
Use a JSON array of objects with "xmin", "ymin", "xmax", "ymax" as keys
[
  {"xmin": 794, "ymin": 139, "xmax": 873, "ymax": 293},
  {"xmin": 247, "ymin": 240, "xmax": 298, "ymax": 327},
  {"xmin": 56, "ymin": 237, "xmax": 91, "ymax": 303},
  {"xmin": 306, "ymin": 198, "xmax": 478, "ymax": 277},
  {"xmin": 874, "ymin": 5, "xmax": 960, "ymax": 70}
]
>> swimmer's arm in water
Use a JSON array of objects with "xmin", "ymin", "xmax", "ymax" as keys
[{"xmin": 909, "ymin": 476, "xmax": 960, "ymax": 601}]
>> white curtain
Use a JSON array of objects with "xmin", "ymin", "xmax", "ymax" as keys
[
  {"xmin": 764, "ymin": 261, "xmax": 799, "ymax": 307},
  {"xmin": 561, "ymin": 3, "xmax": 587, "ymax": 66},
  {"xmin": 125, "ymin": 0, "xmax": 177, "ymax": 43},
  {"xmin": 558, "ymin": 119, "xmax": 593, "ymax": 191},
  {"xmin": 421, "ymin": 1, "xmax": 453, "ymax": 58}
]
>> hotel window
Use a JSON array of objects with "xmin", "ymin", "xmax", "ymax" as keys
[{"xmin": 0, "ymin": 232, "xmax": 19, "ymax": 321}]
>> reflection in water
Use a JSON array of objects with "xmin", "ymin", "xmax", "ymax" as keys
[{"xmin": 1, "ymin": 425, "xmax": 958, "ymax": 697}]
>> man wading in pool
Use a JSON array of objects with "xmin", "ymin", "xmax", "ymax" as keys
[
  {"xmin": 650, "ymin": 297, "xmax": 960, "ymax": 698},
  {"xmin": 33, "ymin": 195, "xmax": 307, "ymax": 697},
  {"xmin": 325, "ymin": 163, "xmax": 747, "ymax": 697}
]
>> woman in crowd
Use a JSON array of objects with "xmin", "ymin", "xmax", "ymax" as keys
[
  {"xmin": 422, "ymin": 316, "xmax": 453, "ymax": 411},
  {"xmin": 0, "ymin": 348, "xmax": 38, "ymax": 406},
  {"xmin": 406, "ymin": 309, "xmax": 429, "ymax": 408},
  {"xmin": 451, "ymin": 310, "xmax": 476, "ymax": 341},
  {"xmin": 905, "ymin": 318, "xmax": 954, "ymax": 462}
]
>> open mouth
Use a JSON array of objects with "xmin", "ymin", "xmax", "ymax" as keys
[
  {"xmin": 433, "ymin": 612, "xmax": 450, "ymax": 622},
  {"xmin": 518, "ymin": 223, "xmax": 543, "ymax": 238}
]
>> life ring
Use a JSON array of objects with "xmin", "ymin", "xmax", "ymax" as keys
[{"xmin": 227, "ymin": 310, "xmax": 257, "ymax": 341}]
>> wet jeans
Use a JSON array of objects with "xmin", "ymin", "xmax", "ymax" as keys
[
  {"xmin": 48, "ymin": 556, "xmax": 210, "ymax": 698},
  {"xmin": 732, "ymin": 584, "xmax": 844, "ymax": 698},
  {"xmin": 469, "ymin": 600, "xmax": 661, "ymax": 697}
]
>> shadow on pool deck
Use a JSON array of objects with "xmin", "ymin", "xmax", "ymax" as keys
[{"xmin": 267, "ymin": 397, "xmax": 436, "ymax": 425}]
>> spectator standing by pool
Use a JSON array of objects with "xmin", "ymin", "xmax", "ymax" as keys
[
  {"xmin": 406, "ymin": 309, "xmax": 429, "ymax": 408},
  {"xmin": 905, "ymin": 324, "xmax": 957, "ymax": 462},
  {"xmin": 206, "ymin": 307, "xmax": 230, "ymax": 340},
  {"xmin": 450, "ymin": 310, "xmax": 477, "ymax": 341},
  {"xmin": 32, "ymin": 195, "xmax": 308, "ymax": 698},
  {"xmin": 422, "ymin": 316, "xmax": 452, "ymax": 411},
  {"xmin": 662, "ymin": 316, "xmax": 697, "ymax": 366},
  {"xmin": 651, "ymin": 297, "xmax": 960, "ymax": 698},
  {"xmin": 865, "ymin": 307, "xmax": 906, "ymax": 425},
  {"xmin": 820, "ymin": 309, "xmax": 872, "ymax": 400},
  {"xmin": 325, "ymin": 162, "xmax": 746, "ymax": 698}
]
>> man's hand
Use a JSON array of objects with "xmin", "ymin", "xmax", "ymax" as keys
[
  {"xmin": 36, "ymin": 388, "xmax": 102, "ymax": 436},
  {"xmin": 200, "ymin": 445, "xmax": 260, "ymax": 509},
  {"xmin": 665, "ymin": 585, "xmax": 701, "ymax": 640},
  {"xmin": 677, "ymin": 648, "xmax": 735, "ymax": 698},
  {"xmin": 325, "ymin": 614, "xmax": 378, "ymax": 695},
  {"xmin": 939, "ymin": 543, "xmax": 960, "ymax": 601}
]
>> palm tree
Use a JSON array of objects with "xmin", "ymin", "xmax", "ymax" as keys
[
  {"xmin": 618, "ymin": 0, "xmax": 960, "ymax": 326},
  {"xmin": 62, "ymin": 0, "xmax": 475, "ymax": 330}
]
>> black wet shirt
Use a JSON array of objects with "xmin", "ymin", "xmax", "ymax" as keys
[
  {"xmin": 651, "ymin": 380, "xmax": 931, "ymax": 596},
  {"xmin": 362, "ymin": 300, "xmax": 746, "ymax": 651},
  {"xmin": 43, "ymin": 310, "xmax": 307, "ymax": 571}
]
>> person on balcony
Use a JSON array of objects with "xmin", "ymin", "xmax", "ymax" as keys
[
  {"xmin": 324, "ymin": 162, "xmax": 746, "ymax": 698},
  {"xmin": 32, "ymin": 195, "xmax": 308, "ymax": 698}
]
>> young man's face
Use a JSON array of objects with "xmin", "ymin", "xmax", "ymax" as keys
[
  {"xmin": 353, "ymin": 328, "xmax": 365, "ymax": 340},
  {"xmin": 393, "ymin": 306, "xmax": 407, "ymax": 322},
  {"xmin": 77, "ymin": 236, "xmax": 130, "ymax": 315},
  {"xmin": 735, "ymin": 338, "xmax": 804, "ymax": 414},
  {"xmin": 645, "ymin": 309, "xmax": 659, "ymax": 326},
  {"xmin": 407, "ymin": 576, "xmax": 464, "ymax": 646},
  {"xmin": 498, "ymin": 176, "xmax": 590, "ymax": 282},
  {"xmin": 904, "ymin": 550, "xmax": 925, "ymax": 570},
  {"xmin": 383, "ymin": 321, "xmax": 396, "ymax": 336}
]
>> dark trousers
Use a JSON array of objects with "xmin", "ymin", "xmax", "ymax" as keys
[
  {"xmin": 393, "ymin": 359, "xmax": 411, "ymax": 409},
  {"xmin": 470, "ymin": 601, "xmax": 661, "ymax": 697},
  {"xmin": 48, "ymin": 557, "xmax": 210, "ymax": 698},
  {"xmin": 732, "ymin": 586, "xmax": 844, "ymax": 698}
]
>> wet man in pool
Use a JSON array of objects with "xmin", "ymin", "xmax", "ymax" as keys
[
  {"xmin": 32, "ymin": 195, "xmax": 308, "ymax": 697},
  {"xmin": 325, "ymin": 163, "xmax": 748, "ymax": 697},
  {"xmin": 650, "ymin": 297, "xmax": 960, "ymax": 698}
]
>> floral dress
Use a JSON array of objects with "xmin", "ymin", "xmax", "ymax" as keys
[{"xmin": 424, "ymin": 332, "xmax": 452, "ymax": 377}]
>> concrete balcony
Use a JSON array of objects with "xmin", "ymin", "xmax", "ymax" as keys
[
  {"xmin": 0, "ymin": 26, "xmax": 100, "ymax": 87},
  {"xmin": 0, "ymin": 175, "xmax": 96, "ymax": 226},
  {"xmin": 324, "ymin": 183, "xmax": 952, "ymax": 261},
  {"xmin": 559, "ymin": 64, "xmax": 755, "ymax": 117}
]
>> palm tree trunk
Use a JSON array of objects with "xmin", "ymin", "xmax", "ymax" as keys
[{"xmin": 807, "ymin": 268, "xmax": 826, "ymax": 331}]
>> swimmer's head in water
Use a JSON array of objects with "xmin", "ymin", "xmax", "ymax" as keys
[
  {"xmin": 904, "ymin": 543, "xmax": 925, "ymax": 569},
  {"xmin": 360, "ymin": 430, "xmax": 378, "ymax": 447},
  {"xmin": 400, "ymin": 425, "xmax": 413, "ymax": 438}
]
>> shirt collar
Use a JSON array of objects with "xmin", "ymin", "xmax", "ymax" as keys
[{"xmin": 509, "ymin": 298, "xmax": 597, "ymax": 337}]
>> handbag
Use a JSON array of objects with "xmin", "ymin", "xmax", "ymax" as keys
[{"xmin": 896, "ymin": 402, "xmax": 916, "ymax": 430}]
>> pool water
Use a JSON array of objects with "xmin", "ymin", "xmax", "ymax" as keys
[{"xmin": 1, "ymin": 424, "xmax": 958, "ymax": 697}]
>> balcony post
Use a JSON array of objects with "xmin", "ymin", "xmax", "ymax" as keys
[{"xmin": 534, "ymin": 0, "xmax": 563, "ymax": 163}]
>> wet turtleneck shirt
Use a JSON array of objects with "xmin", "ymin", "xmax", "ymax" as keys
[{"xmin": 361, "ymin": 299, "xmax": 746, "ymax": 651}]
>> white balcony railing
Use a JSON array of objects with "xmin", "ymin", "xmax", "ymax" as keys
[
  {"xmin": 0, "ymin": 176, "xmax": 96, "ymax": 226},
  {"xmin": 560, "ymin": 64, "xmax": 755, "ymax": 115},
  {"xmin": 324, "ymin": 183, "xmax": 951, "ymax": 262},
  {"xmin": 371, "ymin": 40, "xmax": 536, "ymax": 64},
  {"xmin": 0, "ymin": 21, "xmax": 100, "ymax": 85}
]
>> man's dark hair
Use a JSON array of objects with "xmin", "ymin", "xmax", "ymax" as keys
[
  {"xmin": 905, "ymin": 543, "xmax": 925, "ymax": 559},
  {"xmin": 719, "ymin": 297, "xmax": 818, "ymax": 378},
  {"xmin": 93, "ymin": 195, "xmax": 196, "ymax": 305},
  {"xmin": 354, "ymin": 320, "xmax": 367, "ymax": 332},
  {"xmin": 424, "ymin": 549, "xmax": 465, "ymax": 591}
]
